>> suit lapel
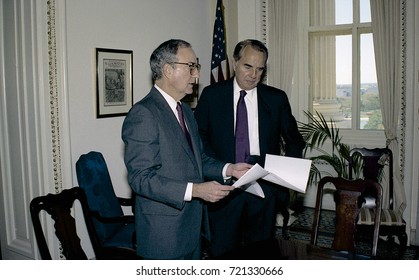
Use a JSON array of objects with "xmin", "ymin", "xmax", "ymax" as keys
[
  {"xmin": 218, "ymin": 80, "xmax": 236, "ymax": 160},
  {"xmin": 182, "ymin": 103, "xmax": 203, "ymax": 174},
  {"xmin": 256, "ymin": 85, "xmax": 272, "ymax": 154},
  {"xmin": 223, "ymin": 82, "xmax": 236, "ymax": 141},
  {"xmin": 151, "ymin": 90, "xmax": 199, "ymax": 167}
]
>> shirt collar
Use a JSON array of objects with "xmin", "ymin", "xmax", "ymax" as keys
[
  {"xmin": 154, "ymin": 85, "xmax": 178, "ymax": 111},
  {"xmin": 233, "ymin": 78, "xmax": 257, "ymax": 98}
]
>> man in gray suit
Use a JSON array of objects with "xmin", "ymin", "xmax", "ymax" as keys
[{"xmin": 122, "ymin": 39, "xmax": 251, "ymax": 260}]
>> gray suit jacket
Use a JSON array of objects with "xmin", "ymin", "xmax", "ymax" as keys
[{"xmin": 122, "ymin": 87, "xmax": 225, "ymax": 259}]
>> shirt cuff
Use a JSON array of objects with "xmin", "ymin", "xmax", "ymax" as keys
[
  {"xmin": 223, "ymin": 163, "xmax": 232, "ymax": 181},
  {"xmin": 184, "ymin": 182, "xmax": 193, "ymax": 201},
  {"xmin": 185, "ymin": 163, "xmax": 231, "ymax": 201}
]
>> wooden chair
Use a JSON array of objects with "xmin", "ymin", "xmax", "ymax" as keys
[
  {"xmin": 310, "ymin": 176, "xmax": 383, "ymax": 257},
  {"xmin": 30, "ymin": 187, "xmax": 98, "ymax": 259},
  {"xmin": 349, "ymin": 147, "xmax": 407, "ymax": 258},
  {"xmin": 30, "ymin": 187, "xmax": 140, "ymax": 260}
]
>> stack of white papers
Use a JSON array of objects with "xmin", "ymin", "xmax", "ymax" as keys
[{"xmin": 232, "ymin": 154, "xmax": 312, "ymax": 198}]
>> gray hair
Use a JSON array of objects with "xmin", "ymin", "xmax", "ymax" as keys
[
  {"xmin": 150, "ymin": 39, "xmax": 192, "ymax": 81},
  {"xmin": 232, "ymin": 39, "xmax": 268, "ymax": 63}
]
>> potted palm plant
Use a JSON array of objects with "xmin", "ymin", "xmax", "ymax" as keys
[{"xmin": 298, "ymin": 111, "xmax": 361, "ymax": 187}]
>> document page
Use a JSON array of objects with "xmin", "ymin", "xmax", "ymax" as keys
[
  {"xmin": 232, "ymin": 164, "xmax": 267, "ymax": 198},
  {"xmin": 232, "ymin": 154, "xmax": 312, "ymax": 196},
  {"xmin": 263, "ymin": 154, "xmax": 312, "ymax": 193}
]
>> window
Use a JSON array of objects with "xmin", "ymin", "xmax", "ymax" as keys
[{"xmin": 308, "ymin": 0, "xmax": 382, "ymax": 130}]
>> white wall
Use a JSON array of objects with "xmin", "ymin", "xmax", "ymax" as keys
[{"xmin": 66, "ymin": 0, "xmax": 214, "ymax": 198}]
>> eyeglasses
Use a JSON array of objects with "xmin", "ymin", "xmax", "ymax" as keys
[{"xmin": 170, "ymin": 62, "xmax": 201, "ymax": 75}]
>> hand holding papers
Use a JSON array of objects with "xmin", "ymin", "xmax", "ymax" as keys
[
  {"xmin": 232, "ymin": 164, "xmax": 268, "ymax": 198},
  {"xmin": 232, "ymin": 154, "xmax": 312, "ymax": 197}
]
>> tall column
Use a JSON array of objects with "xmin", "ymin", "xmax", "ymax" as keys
[{"xmin": 310, "ymin": 0, "xmax": 344, "ymax": 122}]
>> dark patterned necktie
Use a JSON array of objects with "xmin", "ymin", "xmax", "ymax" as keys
[
  {"xmin": 176, "ymin": 102, "xmax": 193, "ymax": 152},
  {"xmin": 235, "ymin": 90, "xmax": 250, "ymax": 163}
]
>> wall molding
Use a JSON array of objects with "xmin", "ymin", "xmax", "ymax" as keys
[
  {"xmin": 0, "ymin": 0, "xmax": 71, "ymax": 260},
  {"xmin": 47, "ymin": 0, "xmax": 63, "ymax": 196},
  {"xmin": 0, "ymin": 0, "xmax": 45, "ymax": 259}
]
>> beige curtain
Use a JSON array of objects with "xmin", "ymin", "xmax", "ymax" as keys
[
  {"xmin": 370, "ymin": 0, "xmax": 406, "ymax": 214},
  {"xmin": 267, "ymin": 0, "xmax": 298, "ymax": 95}
]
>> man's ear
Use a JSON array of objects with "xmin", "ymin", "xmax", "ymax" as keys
[
  {"xmin": 163, "ymin": 63, "xmax": 173, "ymax": 78},
  {"xmin": 231, "ymin": 58, "xmax": 237, "ymax": 72}
]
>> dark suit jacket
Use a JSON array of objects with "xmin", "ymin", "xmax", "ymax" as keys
[
  {"xmin": 194, "ymin": 78, "xmax": 306, "ymax": 167},
  {"xmin": 122, "ymin": 87, "xmax": 225, "ymax": 259}
]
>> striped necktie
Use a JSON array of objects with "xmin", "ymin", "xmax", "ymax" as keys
[{"xmin": 176, "ymin": 102, "xmax": 193, "ymax": 152}]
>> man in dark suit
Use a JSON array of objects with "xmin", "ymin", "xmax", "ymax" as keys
[
  {"xmin": 194, "ymin": 39, "xmax": 306, "ymax": 259},
  {"xmin": 122, "ymin": 39, "xmax": 251, "ymax": 260}
]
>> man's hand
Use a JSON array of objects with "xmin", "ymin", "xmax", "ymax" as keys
[
  {"xmin": 226, "ymin": 162, "xmax": 252, "ymax": 179},
  {"xmin": 192, "ymin": 181, "xmax": 235, "ymax": 203}
]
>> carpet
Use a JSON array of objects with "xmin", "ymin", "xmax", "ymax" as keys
[{"xmin": 275, "ymin": 207, "xmax": 418, "ymax": 260}]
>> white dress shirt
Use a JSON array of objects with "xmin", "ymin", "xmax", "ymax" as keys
[{"xmin": 233, "ymin": 78, "xmax": 261, "ymax": 156}]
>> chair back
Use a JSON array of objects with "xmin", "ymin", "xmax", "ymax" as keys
[
  {"xmin": 30, "ymin": 187, "xmax": 101, "ymax": 260},
  {"xmin": 349, "ymin": 147, "xmax": 393, "ymax": 209},
  {"xmin": 348, "ymin": 147, "xmax": 407, "ymax": 258},
  {"xmin": 311, "ymin": 176, "xmax": 382, "ymax": 257},
  {"xmin": 76, "ymin": 151, "xmax": 126, "ymax": 243}
]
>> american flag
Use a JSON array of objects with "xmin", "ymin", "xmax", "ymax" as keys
[{"xmin": 211, "ymin": 0, "xmax": 229, "ymax": 84}]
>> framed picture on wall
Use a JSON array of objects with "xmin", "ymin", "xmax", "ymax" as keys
[{"xmin": 96, "ymin": 48, "xmax": 133, "ymax": 118}]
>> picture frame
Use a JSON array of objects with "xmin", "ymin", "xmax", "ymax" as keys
[{"xmin": 96, "ymin": 48, "xmax": 133, "ymax": 118}]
